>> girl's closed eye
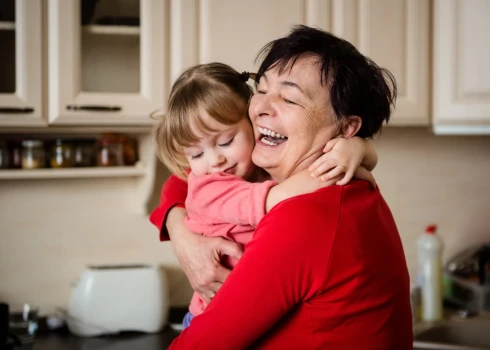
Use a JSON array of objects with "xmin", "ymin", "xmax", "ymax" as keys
[
  {"xmin": 218, "ymin": 137, "xmax": 234, "ymax": 147},
  {"xmin": 190, "ymin": 152, "xmax": 203, "ymax": 160}
]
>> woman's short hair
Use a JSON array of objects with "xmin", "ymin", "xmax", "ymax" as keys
[
  {"xmin": 256, "ymin": 25, "xmax": 397, "ymax": 139},
  {"xmin": 153, "ymin": 63, "xmax": 253, "ymax": 179}
]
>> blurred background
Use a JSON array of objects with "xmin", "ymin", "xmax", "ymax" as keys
[{"xmin": 0, "ymin": 0, "xmax": 489, "ymax": 346}]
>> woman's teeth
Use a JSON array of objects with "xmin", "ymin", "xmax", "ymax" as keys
[
  {"xmin": 258, "ymin": 126, "xmax": 288, "ymax": 146},
  {"xmin": 258, "ymin": 127, "xmax": 287, "ymax": 139}
]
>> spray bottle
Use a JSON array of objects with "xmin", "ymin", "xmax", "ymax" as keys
[{"xmin": 417, "ymin": 224, "xmax": 443, "ymax": 322}]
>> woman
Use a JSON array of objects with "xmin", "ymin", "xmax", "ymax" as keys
[{"xmin": 151, "ymin": 26, "xmax": 412, "ymax": 349}]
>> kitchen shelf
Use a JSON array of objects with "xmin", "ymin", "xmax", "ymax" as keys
[
  {"xmin": 0, "ymin": 21, "xmax": 15, "ymax": 31},
  {"xmin": 0, "ymin": 166, "xmax": 146, "ymax": 180},
  {"xmin": 82, "ymin": 25, "xmax": 140, "ymax": 36}
]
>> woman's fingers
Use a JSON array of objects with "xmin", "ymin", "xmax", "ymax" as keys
[{"xmin": 200, "ymin": 282, "xmax": 223, "ymax": 304}]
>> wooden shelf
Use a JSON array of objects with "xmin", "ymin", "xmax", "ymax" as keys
[
  {"xmin": 82, "ymin": 25, "xmax": 140, "ymax": 35},
  {"xmin": 0, "ymin": 21, "xmax": 15, "ymax": 31},
  {"xmin": 0, "ymin": 166, "xmax": 146, "ymax": 180}
]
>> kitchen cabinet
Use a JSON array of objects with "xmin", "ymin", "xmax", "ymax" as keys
[
  {"xmin": 330, "ymin": 0, "xmax": 430, "ymax": 126},
  {"xmin": 0, "ymin": 0, "xmax": 44, "ymax": 127},
  {"xmin": 433, "ymin": 0, "xmax": 490, "ymax": 135},
  {"xmin": 172, "ymin": 0, "xmax": 430, "ymax": 127},
  {"xmin": 48, "ymin": 0, "xmax": 167, "ymax": 125},
  {"xmin": 169, "ymin": 0, "xmax": 331, "ymax": 81}
]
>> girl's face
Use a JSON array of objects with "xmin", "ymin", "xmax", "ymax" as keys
[{"xmin": 183, "ymin": 112, "xmax": 256, "ymax": 180}]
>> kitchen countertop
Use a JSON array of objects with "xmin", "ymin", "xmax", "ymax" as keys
[{"xmin": 27, "ymin": 327, "xmax": 180, "ymax": 349}]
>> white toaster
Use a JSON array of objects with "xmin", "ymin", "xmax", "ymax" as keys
[{"xmin": 66, "ymin": 264, "xmax": 169, "ymax": 337}]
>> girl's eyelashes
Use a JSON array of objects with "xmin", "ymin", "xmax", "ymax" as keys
[
  {"xmin": 257, "ymin": 90, "xmax": 266, "ymax": 94},
  {"xmin": 218, "ymin": 137, "xmax": 234, "ymax": 147},
  {"xmin": 190, "ymin": 152, "xmax": 203, "ymax": 160}
]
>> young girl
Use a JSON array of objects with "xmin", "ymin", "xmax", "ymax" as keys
[{"xmin": 153, "ymin": 63, "xmax": 377, "ymax": 329}]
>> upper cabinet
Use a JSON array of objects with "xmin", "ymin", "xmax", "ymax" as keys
[
  {"xmin": 171, "ymin": 0, "xmax": 430, "ymax": 126},
  {"xmin": 48, "ymin": 0, "xmax": 167, "ymax": 125},
  {"xmin": 169, "ymin": 0, "xmax": 331, "ymax": 82},
  {"xmin": 1, "ymin": 1, "xmax": 488, "ymax": 134},
  {"xmin": 433, "ymin": 0, "xmax": 490, "ymax": 134},
  {"xmin": 0, "ymin": 0, "xmax": 44, "ymax": 127},
  {"xmin": 330, "ymin": 0, "xmax": 430, "ymax": 126}
]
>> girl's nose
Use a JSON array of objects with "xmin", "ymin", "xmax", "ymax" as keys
[{"xmin": 210, "ymin": 153, "xmax": 226, "ymax": 168}]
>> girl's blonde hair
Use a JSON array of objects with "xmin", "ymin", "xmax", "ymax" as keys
[{"xmin": 153, "ymin": 63, "xmax": 253, "ymax": 179}]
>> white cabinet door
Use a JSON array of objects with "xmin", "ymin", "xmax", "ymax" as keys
[
  {"xmin": 0, "ymin": 0, "xmax": 43, "ymax": 127},
  {"xmin": 433, "ymin": 0, "xmax": 490, "ymax": 135},
  {"xmin": 331, "ymin": 0, "xmax": 430, "ymax": 126},
  {"xmin": 47, "ymin": 0, "xmax": 167, "ymax": 126},
  {"xmin": 170, "ymin": 0, "xmax": 331, "ymax": 82}
]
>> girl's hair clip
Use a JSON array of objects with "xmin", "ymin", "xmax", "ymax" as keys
[{"xmin": 240, "ymin": 71, "xmax": 258, "ymax": 83}]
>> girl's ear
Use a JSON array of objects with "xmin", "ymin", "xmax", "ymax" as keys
[{"xmin": 338, "ymin": 116, "xmax": 362, "ymax": 138}]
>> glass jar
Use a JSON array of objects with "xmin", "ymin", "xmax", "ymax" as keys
[
  {"xmin": 9, "ymin": 141, "xmax": 22, "ymax": 169},
  {"xmin": 96, "ymin": 137, "xmax": 123, "ymax": 167},
  {"xmin": 21, "ymin": 140, "xmax": 45, "ymax": 169},
  {"xmin": 50, "ymin": 139, "xmax": 75, "ymax": 168},
  {"xmin": 0, "ymin": 140, "xmax": 9, "ymax": 169},
  {"xmin": 74, "ymin": 139, "xmax": 96, "ymax": 167},
  {"xmin": 120, "ymin": 135, "xmax": 138, "ymax": 166}
]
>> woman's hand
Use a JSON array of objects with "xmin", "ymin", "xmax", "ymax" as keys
[
  {"xmin": 308, "ymin": 137, "xmax": 377, "ymax": 186},
  {"xmin": 166, "ymin": 207, "xmax": 244, "ymax": 303}
]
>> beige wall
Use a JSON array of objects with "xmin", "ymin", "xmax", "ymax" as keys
[{"xmin": 1, "ymin": 127, "xmax": 489, "ymax": 315}]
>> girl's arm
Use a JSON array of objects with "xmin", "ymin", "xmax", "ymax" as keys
[
  {"xmin": 187, "ymin": 166, "xmax": 342, "ymax": 228},
  {"xmin": 309, "ymin": 137, "xmax": 378, "ymax": 185}
]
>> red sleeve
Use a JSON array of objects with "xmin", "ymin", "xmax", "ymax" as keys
[
  {"xmin": 187, "ymin": 172, "xmax": 277, "ymax": 228},
  {"xmin": 149, "ymin": 174, "xmax": 188, "ymax": 241},
  {"xmin": 168, "ymin": 194, "xmax": 339, "ymax": 349}
]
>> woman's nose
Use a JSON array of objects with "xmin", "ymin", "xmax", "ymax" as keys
[{"xmin": 252, "ymin": 94, "xmax": 275, "ymax": 118}]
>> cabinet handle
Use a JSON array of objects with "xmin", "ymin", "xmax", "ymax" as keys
[
  {"xmin": 0, "ymin": 107, "xmax": 34, "ymax": 114},
  {"xmin": 66, "ymin": 105, "xmax": 122, "ymax": 112}
]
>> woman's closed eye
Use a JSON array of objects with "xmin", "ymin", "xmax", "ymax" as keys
[
  {"xmin": 283, "ymin": 97, "xmax": 297, "ymax": 105},
  {"xmin": 218, "ymin": 137, "xmax": 234, "ymax": 147}
]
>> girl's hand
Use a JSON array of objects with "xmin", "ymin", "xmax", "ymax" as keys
[{"xmin": 309, "ymin": 137, "xmax": 376, "ymax": 186}]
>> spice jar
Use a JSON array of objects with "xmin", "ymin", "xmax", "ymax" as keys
[
  {"xmin": 96, "ymin": 137, "xmax": 123, "ymax": 167},
  {"xmin": 8, "ymin": 140, "xmax": 22, "ymax": 169},
  {"xmin": 50, "ymin": 139, "xmax": 75, "ymax": 168},
  {"xmin": 74, "ymin": 139, "xmax": 96, "ymax": 167},
  {"xmin": 120, "ymin": 135, "xmax": 138, "ymax": 165},
  {"xmin": 0, "ymin": 140, "xmax": 9, "ymax": 169},
  {"xmin": 21, "ymin": 140, "xmax": 45, "ymax": 169}
]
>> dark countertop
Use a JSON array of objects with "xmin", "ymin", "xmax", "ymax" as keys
[{"xmin": 23, "ymin": 327, "xmax": 180, "ymax": 350}]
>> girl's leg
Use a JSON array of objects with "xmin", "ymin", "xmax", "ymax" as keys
[{"xmin": 182, "ymin": 311, "xmax": 194, "ymax": 329}]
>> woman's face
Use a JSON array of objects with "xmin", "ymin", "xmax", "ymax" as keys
[{"xmin": 249, "ymin": 54, "xmax": 338, "ymax": 183}]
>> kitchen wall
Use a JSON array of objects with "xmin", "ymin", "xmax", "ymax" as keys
[{"xmin": 0, "ymin": 127, "xmax": 489, "ymax": 315}]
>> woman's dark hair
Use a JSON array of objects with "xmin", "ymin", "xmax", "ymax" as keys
[{"xmin": 255, "ymin": 25, "xmax": 397, "ymax": 138}]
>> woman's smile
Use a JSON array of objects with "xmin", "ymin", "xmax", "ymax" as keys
[{"xmin": 256, "ymin": 126, "xmax": 288, "ymax": 146}]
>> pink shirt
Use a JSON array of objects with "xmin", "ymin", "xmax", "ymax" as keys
[{"xmin": 185, "ymin": 172, "xmax": 276, "ymax": 316}]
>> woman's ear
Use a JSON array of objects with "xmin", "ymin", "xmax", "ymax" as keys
[{"xmin": 338, "ymin": 116, "xmax": 362, "ymax": 138}]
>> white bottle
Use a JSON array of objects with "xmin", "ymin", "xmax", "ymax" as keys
[{"xmin": 417, "ymin": 224, "xmax": 443, "ymax": 322}]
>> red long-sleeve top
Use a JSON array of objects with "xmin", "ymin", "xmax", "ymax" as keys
[{"xmin": 150, "ymin": 175, "xmax": 413, "ymax": 349}]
